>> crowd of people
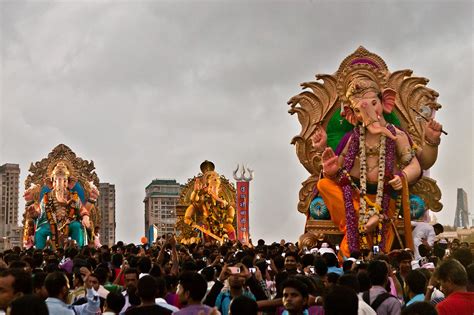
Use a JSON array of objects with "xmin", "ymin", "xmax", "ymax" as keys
[{"xmin": 0, "ymin": 233, "xmax": 473, "ymax": 315}]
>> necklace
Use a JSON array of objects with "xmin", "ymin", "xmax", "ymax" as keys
[{"xmin": 358, "ymin": 126, "xmax": 386, "ymax": 248}]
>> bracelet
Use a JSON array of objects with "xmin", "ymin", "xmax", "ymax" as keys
[
  {"xmin": 87, "ymin": 198, "xmax": 96, "ymax": 204},
  {"xmin": 425, "ymin": 137, "xmax": 441, "ymax": 147}
]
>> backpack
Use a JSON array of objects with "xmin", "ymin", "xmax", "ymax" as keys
[{"xmin": 362, "ymin": 290, "xmax": 395, "ymax": 312}]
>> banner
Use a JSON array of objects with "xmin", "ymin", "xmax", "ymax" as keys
[{"xmin": 236, "ymin": 181, "xmax": 250, "ymax": 244}]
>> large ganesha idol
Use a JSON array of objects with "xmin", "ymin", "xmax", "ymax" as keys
[
  {"xmin": 22, "ymin": 144, "xmax": 101, "ymax": 250},
  {"xmin": 176, "ymin": 160, "xmax": 236, "ymax": 244},
  {"xmin": 288, "ymin": 47, "xmax": 444, "ymax": 259}
]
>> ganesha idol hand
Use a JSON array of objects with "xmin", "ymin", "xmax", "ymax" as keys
[
  {"xmin": 311, "ymin": 125, "xmax": 327, "ymax": 153},
  {"xmin": 425, "ymin": 119, "xmax": 442, "ymax": 144},
  {"xmin": 364, "ymin": 215, "xmax": 380, "ymax": 233},
  {"xmin": 321, "ymin": 147, "xmax": 339, "ymax": 177}
]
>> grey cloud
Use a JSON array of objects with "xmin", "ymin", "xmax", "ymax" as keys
[{"xmin": 1, "ymin": 0, "xmax": 472, "ymax": 243}]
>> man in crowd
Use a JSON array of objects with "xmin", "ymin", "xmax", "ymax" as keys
[
  {"xmin": 281, "ymin": 278, "xmax": 310, "ymax": 315},
  {"xmin": 124, "ymin": 275, "xmax": 171, "ymax": 315},
  {"xmin": 155, "ymin": 276, "xmax": 179, "ymax": 312},
  {"xmin": 44, "ymin": 270, "xmax": 100, "ymax": 315},
  {"xmin": 103, "ymin": 292, "xmax": 125, "ymax": 315},
  {"xmin": 434, "ymin": 259, "xmax": 474, "ymax": 315},
  {"xmin": 363, "ymin": 260, "xmax": 401, "ymax": 315},
  {"xmin": 404, "ymin": 269, "xmax": 427, "ymax": 306},
  {"xmin": 284, "ymin": 253, "xmax": 300, "ymax": 275},
  {"xmin": 324, "ymin": 285, "xmax": 359, "ymax": 315},
  {"xmin": 0, "ymin": 269, "xmax": 32, "ymax": 312},
  {"xmin": 174, "ymin": 271, "xmax": 213, "ymax": 315},
  {"xmin": 205, "ymin": 263, "xmax": 266, "ymax": 315},
  {"xmin": 120, "ymin": 268, "xmax": 140, "ymax": 314}
]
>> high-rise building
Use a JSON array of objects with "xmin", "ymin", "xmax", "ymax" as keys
[
  {"xmin": 97, "ymin": 183, "xmax": 116, "ymax": 247},
  {"xmin": 454, "ymin": 188, "xmax": 469, "ymax": 228},
  {"xmin": 0, "ymin": 164, "xmax": 21, "ymax": 250},
  {"xmin": 144, "ymin": 179, "xmax": 181, "ymax": 242}
]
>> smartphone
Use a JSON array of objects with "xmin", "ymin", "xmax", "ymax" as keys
[
  {"xmin": 256, "ymin": 254, "xmax": 261, "ymax": 260},
  {"xmin": 219, "ymin": 258, "xmax": 224, "ymax": 263},
  {"xmin": 309, "ymin": 267, "xmax": 315, "ymax": 273},
  {"xmin": 281, "ymin": 253, "xmax": 286, "ymax": 257},
  {"xmin": 335, "ymin": 245, "xmax": 340, "ymax": 251},
  {"xmin": 249, "ymin": 267, "xmax": 256, "ymax": 274},
  {"xmin": 228, "ymin": 267, "xmax": 240, "ymax": 274},
  {"xmin": 373, "ymin": 245, "xmax": 380, "ymax": 255}
]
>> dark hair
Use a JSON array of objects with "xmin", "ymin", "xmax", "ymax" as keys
[
  {"xmin": 94, "ymin": 267, "xmax": 109, "ymax": 284},
  {"xmin": 285, "ymin": 252, "xmax": 300, "ymax": 262},
  {"xmin": 301, "ymin": 254, "xmax": 315, "ymax": 268},
  {"xmin": 44, "ymin": 271, "xmax": 68, "ymax": 297},
  {"xmin": 405, "ymin": 270, "xmax": 427, "ymax": 295},
  {"xmin": 9, "ymin": 261, "xmax": 28, "ymax": 270},
  {"xmin": 432, "ymin": 223, "xmax": 444, "ymax": 235},
  {"xmin": 401, "ymin": 301, "xmax": 437, "ymax": 315},
  {"xmin": 314, "ymin": 257, "xmax": 328, "ymax": 276},
  {"xmin": 342, "ymin": 260, "xmax": 354, "ymax": 272},
  {"xmin": 0, "ymin": 268, "xmax": 33, "ymax": 295},
  {"xmin": 451, "ymin": 248, "xmax": 473, "ymax": 268},
  {"xmin": 434, "ymin": 259, "xmax": 468, "ymax": 286},
  {"xmin": 337, "ymin": 273, "xmax": 360, "ymax": 293},
  {"xmin": 200, "ymin": 266, "xmax": 215, "ymax": 282},
  {"xmin": 179, "ymin": 271, "xmax": 208, "ymax": 302},
  {"xmin": 137, "ymin": 275, "xmax": 157, "ymax": 301},
  {"xmin": 230, "ymin": 295, "xmax": 258, "ymax": 315},
  {"xmin": 357, "ymin": 271, "xmax": 371, "ymax": 292},
  {"xmin": 111, "ymin": 253, "xmax": 123, "ymax": 268},
  {"xmin": 322, "ymin": 252, "xmax": 338, "ymax": 267},
  {"xmin": 367, "ymin": 260, "xmax": 388, "ymax": 286},
  {"xmin": 10, "ymin": 294, "xmax": 48, "ymax": 315},
  {"xmin": 324, "ymin": 285, "xmax": 358, "ymax": 315},
  {"xmin": 155, "ymin": 276, "xmax": 167, "ymax": 298},
  {"xmin": 281, "ymin": 278, "xmax": 309, "ymax": 298},
  {"xmin": 327, "ymin": 272, "xmax": 340, "ymax": 285},
  {"xmin": 397, "ymin": 250, "xmax": 413, "ymax": 263},
  {"xmin": 124, "ymin": 267, "xmax": 139, "ymax": 278},
  {"xmin": 137, "ymin": 257, "xmax": 152, "ymax": 274},
  {"xmin": 106, "ymin": 291, "xmax": 126, "ymax": 313},
  {"xmin": 32, "ymin": 271, "xmax": 47, "ymax": 290}
]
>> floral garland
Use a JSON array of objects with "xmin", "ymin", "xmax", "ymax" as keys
[
  {"xmin": 340, "ymin": 124, "xmax": 397, "ymax": 253},
  {"xmin": 341, "ymin": 129, "xmax": 360, "ymax": 252},
  {"xmin": 358, "ymin": 126, "xmax": 386, "ymax": 249},
  {"xmin": 44, "ymin": 190, "xmax": 81, "ymax": 249}
]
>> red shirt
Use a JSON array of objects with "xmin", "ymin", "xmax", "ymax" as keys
[{"xmin": 436, "ymin": 291, "xmax": 474, "ymax": 315}]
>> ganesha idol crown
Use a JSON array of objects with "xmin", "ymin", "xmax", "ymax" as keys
[
  {"xmin": 51, "ymin": 161, "xmax": 70, "ymax": 179},
  {"xmin": 336, "ymin": 46, "xmax": 389, "ymax": 104}
]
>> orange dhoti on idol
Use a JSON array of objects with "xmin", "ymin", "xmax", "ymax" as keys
[{"xmin": 318, "ymin": 177, "xmax": 397, "ymax": 259}]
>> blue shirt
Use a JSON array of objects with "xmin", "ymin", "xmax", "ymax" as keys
[
  {"xmin": 327, "ymin": 266, "xmax": 343, "ymax": 276},
  {"xmin": 215, "ymin": 289, "xmax": 255, "ymax": 315},
  {"xmin": 46, "ymin": 288, "xmax": 100, "ymax": 315},
  {"xmin": 406, "ymin": 293, "xmax": 425, "ymax": 306}
]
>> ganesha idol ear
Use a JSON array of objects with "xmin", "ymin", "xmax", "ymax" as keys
[
  {"xmin": 382, "ymin": 88, "xmax": 397, "ymax": 113},
  {"xmin": 341, "ymin": 104, "xmax": 357, "ymax": 125}
]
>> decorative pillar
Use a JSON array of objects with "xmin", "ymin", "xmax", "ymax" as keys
[{"xmin": 233, "ymin": 164, "xmax": 254, "ymax": 244}]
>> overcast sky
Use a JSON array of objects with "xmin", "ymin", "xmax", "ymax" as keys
[{"xmin": 1, "ymin": 0, "xmax": 472, "ymax": 244}]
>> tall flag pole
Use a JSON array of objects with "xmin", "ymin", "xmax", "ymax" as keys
[{"xmin": 233, "ymin": 164, "xmax": 254, "ymax": 244}]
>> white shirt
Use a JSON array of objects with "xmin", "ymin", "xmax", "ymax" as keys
[
  {"xmin": 358, "ymin": 297, "xmax": 377, "ymax": 315},
  {"xmin": 155, "ymin": 297, "xmax": 180, "ymax": 312},
  {"xmin": 411, "ymin": 221, "xmax": 436, "ymax": 259}
]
